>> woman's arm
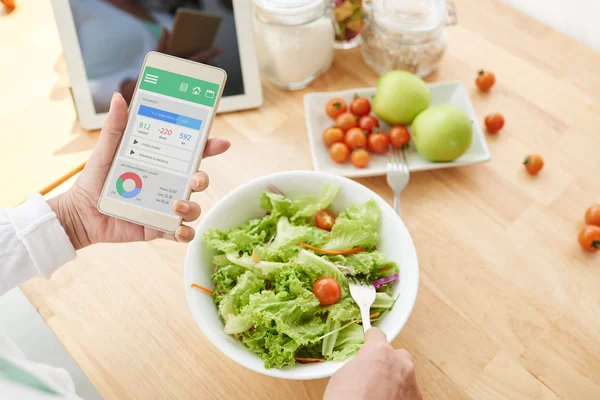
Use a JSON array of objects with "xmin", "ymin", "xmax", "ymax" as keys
[{"xmin": 0, "ymin": 195, "xmax": 76, "ymax": 297}]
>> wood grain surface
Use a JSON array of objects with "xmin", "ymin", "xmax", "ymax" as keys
[{"xmin": 8, "ymin": 0, "xmax": 600, "ymax": 398}]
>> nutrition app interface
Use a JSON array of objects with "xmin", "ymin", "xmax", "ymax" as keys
[{"xmin": 106, "ymin": 66, "xmax": 219, "ymax": 216}]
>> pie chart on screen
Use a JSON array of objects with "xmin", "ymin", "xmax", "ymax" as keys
[{"xmin": 116, "ymin": 172, "xmax": 143, "ymax": 199}]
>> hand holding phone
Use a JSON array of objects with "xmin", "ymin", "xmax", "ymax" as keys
[{"xmin": 98, "ymin": 52, "xmax": 227, "ymax": 234}]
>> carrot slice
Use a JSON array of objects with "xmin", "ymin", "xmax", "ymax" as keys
[
  {"xmin": 369, "ymin": 312, "xmax": 380, "ymax": 319},
  {"xmin": 252, "ymin": 250, "xmax": 261, "ymax": 263},
  {"xmin": 378, "ymin": 266, "xmax": 393, "ymax": 272},
  {"xmin": 294, "ymin": 357, "xmax": 325, "ymax": 364},
  {"xmin": 190, "ymin": 283, "xmax": 213, "ymax": 295},
  {"xmin": 297, "ymin": 243, "xmax": 365, "ymax": 255}
]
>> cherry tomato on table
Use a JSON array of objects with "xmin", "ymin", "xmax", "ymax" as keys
[
  {"xmin": 389, "ymin": 125, "xmax": 410, "ymax": 148},
  {"xmin": 336, "ymin": 112, "xmax": 358, "ymax": 132},
  {"xmin": 368, "ymin": 130, "xmax": 389, "ymax": 154},
  {"xmin": 322, "ymin": 127, "xmax": 345, "ymax": 147},
  {"xmin": 315, "ymin": 209, "xmax": 336, "ymax": 231},
  {"xmin": 578, "ymin": 225, "xmax": 600, "ymax": 252},
  {"xmin": 585, "ymin": 205, "xmax": 600, "ymax": 227},
  {"xmin": 351, "ymin": 148, "xmax": 370, "ymax": 168},
  {"xmin": 344, "ymin": 127, "xmax": 367, "ymax": 150},
  {"xmin": 358, "ymin": 115, "xmax": 379, "ymax": 133},
  {"xmin": 524, "ymin": 154, "xmax": 544, "ymax": 175},
  {"xmin": 330, "ymin": 142, "xmax": 350, "ymax": 164},
  {"xmin": 326, "ymin": 98, "xmax": 347, "ymax": 119},
  {"xmin": 312, "ymin": 277, "xmax": 341, "ymax": 305},
  {"xmin": 350, "ymin": 97, "xmax": 371, "ymax": 117},
  {"xmin": 476, "ymin": 70, "xmax": 496, "ymax": 92},
  {"xmin": 485, "ymin": 113, "xmax": 505, "ymax": 134}
]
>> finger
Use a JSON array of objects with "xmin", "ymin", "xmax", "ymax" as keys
[
  {"xmin": 172, "ymin": 200, "xmax": 201, "ymax": 222},
  {"xmin": 203, "ymin": 138, "xmax": 230, "ymax": 158},
  {"xmin": 175, "ymin": 225, "xmax": 195, "ymax": 243},
  {"xmin": 156, "ymin": 28, "xmax": 169, "ymax": 53},
  {"xmin": 395, "ymin": 349, "xmax": 415, "ymax": 363},
  {"xmin": 87, "ymin": 93, "xmax": 128, "ymax": 169},
  {"xmin": 189, "ymin": 171, "xmax": 209, "ymax": 192},
  {"xmin": 364, "ymin": 327, "xmax": 387, "ymax": 343}
]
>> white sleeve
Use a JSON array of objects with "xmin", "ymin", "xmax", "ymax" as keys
[{"xmin": 0, "ymin": 194, "xmax": 76, "ymax": 296}]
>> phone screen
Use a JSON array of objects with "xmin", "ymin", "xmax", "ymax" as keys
[{"xmin": 103, "ymin": 65, "xmax": 220, "ymax": 217}]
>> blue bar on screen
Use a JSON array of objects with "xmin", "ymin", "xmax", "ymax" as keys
[{"xmin": 137, "ymin": 105, "xmax": 202, "ymax": 130}]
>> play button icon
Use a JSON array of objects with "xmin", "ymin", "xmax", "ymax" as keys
[
  {"xmin": 130, "ymin": 150, "xmax": 135, "ymax": 155},
  {"xmin": 133, "ymin": 139, "xmax": 138, "ymax": 145}
]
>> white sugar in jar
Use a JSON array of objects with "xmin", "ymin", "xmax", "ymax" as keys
[{"xmin": 253, "ymin": 0, "xmax": 335, "ymax": 90}]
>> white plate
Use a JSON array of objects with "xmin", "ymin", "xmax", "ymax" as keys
[
  {"xmin": 304, "ymin": 81, "xmax": 491, "ymax": 178},
  {"xmin": 184, "ymin": 171, "xmax": 419, "ymax": 380}
]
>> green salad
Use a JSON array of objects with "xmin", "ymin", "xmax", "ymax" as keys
[{"xmin": 202, "ymin": 183, "xmax": 399, "ymax": 368}]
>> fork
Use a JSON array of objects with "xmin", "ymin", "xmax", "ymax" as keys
[
  {"xmin": 386, "ymin": 147, "xmax": 410, "ymax": 216},
  {"xmin": 348, "ymin": 278, "xmax": 377, "ymax": 334}
]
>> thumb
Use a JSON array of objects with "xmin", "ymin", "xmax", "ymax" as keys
[
  {"xmin": 88, "ymin": 92, "xmax": 128, "ymax": 169},
  {"xmin": 364, "ymin": 327, "xmax": 387, "ymax": 343}
]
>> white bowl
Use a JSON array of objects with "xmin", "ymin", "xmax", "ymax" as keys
[
  {"xmin": 184, "ymin": 171, "xmax": 419, "ymax": 380},
  {"xmin": 304, "ymin": 82, "xmax": 491, "ymax": 178}
]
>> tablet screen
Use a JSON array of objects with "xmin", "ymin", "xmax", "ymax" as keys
[{"xmin": 69, "ymin": 0, "xmax": 244, "ymax": 113}]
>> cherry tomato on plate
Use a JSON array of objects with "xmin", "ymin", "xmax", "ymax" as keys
[
  {"xmin": 344, "ymin": 127, "xmax": 367, "ymax": 150},
  {"xmin": 315, "ymin": 209, "xmax": 336, "ymax": 231},
  {"xmin": 326, "ymin": 98, "xmax": 347, "ymax": 119},
  {"xmin": 485, "ymin": 113, "xmax": 505, "ymax": 134},
  {"xmin": 358, "ymin": 115, "xmax": 379, "ymax": 133},
  {"xmin": 476, "ymin": 70, "xmax": 496, "ymax": 92},
  {"xmin": 330, "ymin": 142, "xmax": 350, "ymax": 164},
  {"xmin": 351, "ymin": 148, "xmax": 370, "ymax": 168},
  {"xmin": 524, "ymin": 154, "xmax": 544, "ymax": 175},
  {"xmin": 578, "ymin": 225, "xmax": 600, "ymax": 252},
  {"xmin": 585, "ymin": 205, "xmax": 600, "ymax": 227},
  {"xmin": 389, "ymin": 125, "xmax": 410, "ymax": 148},
  {"xmin": 336, "ymin": 112, "xmax": 358, "ymax": 132},
  {"xmin": 350, "ymin": 97, "xmax": 371, "ymax": 117},
  {"xmin": 322, "ymin": 127, "xmax": 345, "ymax": 147},
  {"xmin": 312, "ymin": 277, "xmax": 341, "ymax": 305},
  {"xmin": 368, "ymin": 130, "xmax": 389, "ymax": 154}
]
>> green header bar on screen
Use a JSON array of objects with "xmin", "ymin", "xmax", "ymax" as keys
[{"xmin": 138, "ymin": 66, "xmax": 220, "ymax": 107}]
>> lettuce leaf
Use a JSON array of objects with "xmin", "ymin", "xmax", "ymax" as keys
[
  {"xmin": 289, "ymin": 183, "xmax": 340, "ymax": 221},
  {"xmin": 204, "ymin": 214, "xmax": 278, "ymax": 254},
  {"xmin": 320, "ymin": 219, "xmax": 378, "ymax": 251},
  {"xmin": 261, "ymin": 217, "xmax": 324, "ymax": 261},
  {"xmin": 337, "ymin": 199, "xmax": 380, "ymax": 230},
  {"xmin": 296, "ymin": 250, "xmax": 348, "ymax": 293}
]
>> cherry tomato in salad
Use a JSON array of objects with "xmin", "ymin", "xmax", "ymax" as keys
[
  {"xmin": 388, "ymin": 125, "xmax": 410, "ymax": 148},
  {"xmin": 368, "ymin": 131, "xmax": 389, "ymax": 154},
  {"xmin": 524, "ymin": 154, "xmax": 544, "ymax": 175},
  {"xmin": 476, "ymin": 70, "xmax": 496, "ymax": 92},
  {"xmin": 485, "ymin": 113, "xmax": 505, "ymax": 134},
  {"xmin": 330, "ymin": 142, "xmax": 350, "ymax": 164},
  {"xmin": 312, "ymin": 277, "xmax": 341, "ymax": 305},
  {"xmin": 350, "ymin": 97, "xmax": 371, "ymax": 117},
  {"xmin": 315, "ymin": 209, "xmax": 336, "ymax": 231},
  {"xmin": 358, "ymin": 115, "xmax": 379, "ymax": 133},
  {"xmin": 325, "ymin": 98, "xmax": 347, "ymax": 119},
  {"xmin": 344, "ymin": 127, "xmax": 367, "ymax": 150},
  {"xmin": 578, "ymin": 225, "xmax": 600, "ymax": 252},
  {"xmin": 322, "ymin": 127, "xmax": 345, "ymax": 147},
  {"xmin": 336, "ymin": 112, "xmax": 358, "ymax": 132},
  {"xmin": 351, "ymin": 148, "xmax": 370, "ymax": 168},
  {"xmin": 585, "ymin": 205, "xmax": 600, "ymax": 227}
]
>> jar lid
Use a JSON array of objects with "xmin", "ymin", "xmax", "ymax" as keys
[
  {"xmin": 373, "ymin": 0, "xmax": 447, "ymax": 33},
  {"xmin": 253, "ymin": 0, "xmax": 324, "ymax": 15}
]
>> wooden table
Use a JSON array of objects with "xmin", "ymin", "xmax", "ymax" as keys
[{"xmin": 10, "ymin": 0, "xmax": 600, "ymax": 398}]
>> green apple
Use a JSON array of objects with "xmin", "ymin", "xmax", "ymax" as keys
[
  {"xmin": 373, "ymin": 71, "xmax": 431, "ymax": 125},
  {"xmin": 412, "ymin": 104, "xmax": 473, "ymax": 162}
]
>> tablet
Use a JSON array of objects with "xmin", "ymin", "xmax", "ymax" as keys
[{"xmin": 51, "ymin": 0, "xmax": 262, "ymax": 130}]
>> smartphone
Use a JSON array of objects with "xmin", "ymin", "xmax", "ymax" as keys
[
  {"xmin": 98, "ymin": 52, "xmax": 227, "ymax": 234},
  {"xmin": 168, "ymin": 9, "xmax": 222, "ymax": 58}
]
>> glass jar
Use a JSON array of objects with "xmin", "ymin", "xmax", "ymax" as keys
[
  {"xmin": 253, "ymin": 0, "xmax": 335, "ymax": 90},
  {"xmin": 332, "ymin": 0, "xmax": 364, "ymax": 49},
  {"xmin": 361, "ymin": 0, "xmax": 457, "ymax": 77}
]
